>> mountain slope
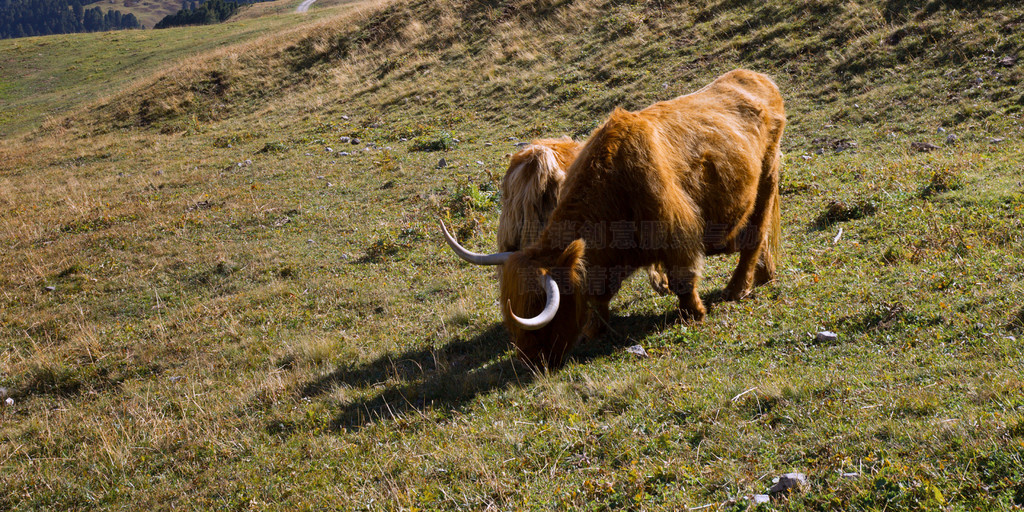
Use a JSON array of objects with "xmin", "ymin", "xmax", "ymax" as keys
[{"xmin": 1, "ymin": 0, "xmax": 1023, "ymax": 509}]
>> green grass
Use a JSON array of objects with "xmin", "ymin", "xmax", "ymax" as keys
[
  {"xmin": 0, "ymin": 0, "xmax": 367, "ymax": 138},
  {"xmin": 1, "ymin": 0, "xmax": 1024, "ymax": 509}
]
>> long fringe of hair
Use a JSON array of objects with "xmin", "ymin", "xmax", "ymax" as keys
[{"xmin": 496, "ymin": 137, "xmax": 580, "ymax": 252}]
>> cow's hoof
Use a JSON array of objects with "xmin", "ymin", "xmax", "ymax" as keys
[
  {"xmin": 725, "ymin": 286, "xmax": 752, "ymax": 302},
  {"xmin": 648, "ymin": 270, "xmax": 673, "ymax": 296},
  {"xmin": 677, "ymin": 305, "xmax": 706, "ymax": 323}
]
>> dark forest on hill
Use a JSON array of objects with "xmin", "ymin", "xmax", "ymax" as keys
[
  {"xmin": 1, "ymin": 0, "xmax": 140, "ymax": 39},
  {"xmin": 153, "ymin": 0, "xmax": 237, "ymax": 29},
  {"xmin": 154, "ymin": 0, "xmax": 268, "ymax": 29}
]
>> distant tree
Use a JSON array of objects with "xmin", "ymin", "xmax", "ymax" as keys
[{"xmin": 0, "ymin": 0, "xmax": 142, "ymax": 39}]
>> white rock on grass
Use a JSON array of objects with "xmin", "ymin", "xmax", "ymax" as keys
[
  {"xmin": 815, "ymin": 331, "xmax": 838, "ymax": 343},
  {"xmin": 769, "ymin": 473, "xmax": 809, "ymax": 496},
  {"xmin": 625, "ymin": 345, "xmax": 649, "ymax": 358}
]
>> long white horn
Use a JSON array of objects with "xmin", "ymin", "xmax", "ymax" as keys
[
  {"xmin": 439, "ymin": 219, "xmax": 512, "ymax": 266},
  {"xmin": 510, "ymin": 273, "xmax": 560, "ymax": 330}
]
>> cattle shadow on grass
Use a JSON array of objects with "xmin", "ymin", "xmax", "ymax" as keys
[{"xmin": 301, "ymin": 309, "xmax": 675, "ymax": 432}]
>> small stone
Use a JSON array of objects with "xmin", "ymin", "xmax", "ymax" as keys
[
  {"xmin": 341, "ymin": 253, "xmax": 352, "ymax": 260},
  {"xmin": 244, "ymin": 159, "xmax": 252, "ymax": 165},
  {"xmin": 317, "ymin": 175, "xmax": 326, "ymax": 180},
  {"xmin": 998, "ymin": 55, "xmax": 1017, "ymax": 67},
  {"xmin": 752, "ymin": 494, "xmax": 770, "ymax": 505},
  {"xmin": 453, "ymin": 139, "xmax": 460, "ymax": 143},
  {"xmin": 400, "ymin": 138, "xmax": 408, "ymax": 142},
  {"xmin": 841, "ymin": 472, "xmax": 860, "ymax": 480},
  {"xmin": 816, "ymin": 331, "xmax": 838, "ymax": 343},
  {"xmin": 910, "ymin": 141, "xmax": 940, "ymax": 152},
  {"xmin": 44, "ymin": 286, "xmax": 56, "ymax": 292},
  {"xmin": 155, "ymin": 170, "xmax": 164, "ymax": 176},
  {"xmin": 508, "ymin": 136, "xmax": 517, "ymax": 141},
  {"xmin": 326, "ymin": 147, "xmax": 334, "ymax": 152},
  {"xmin": 937, "ymin": 127, "xmax": 946, "ymax": 133},
  {"xmin": 339, "ymin": 152, "xmax": 350, "ymax": 156},
  {"xmin": 484, "ymin": 142, "xmax": 493, "ymax": 147},
  {"xmin": 476, "ymin": 160, "xmax": 485, "ymax": 165},
  {"xmin": 975, "ymin": 322, "xmax": 984, "ymax": 329},
  {"xmin": 769, "ymin": 473, "xmax": 809, "ymax": 496},
  {"xmin": 341, "ymin": 115, "xmax": 350, "ymax": 120},
  {"xmin": 307, "ymin": 239, "xmax": 315, "ymax": 244},
  {"xmin": 945, "ymin": 134, "xmax": 958, "ymax": 145},
  {"xmin": 304, "ymin": 152, "xmax": 313, "ymax": 156},
  {"xmin": 990, "ymin": 138, "xmax": 1005, "ymax": 144},
  {"xmin": 339, "ymin": 136, "xmax": 351, "ymax": 143},
  {"xmin": 4, "ymin": 397, "xmax": 13, "ymax": 406},
  {"xmin": 351, "ymin": 138, "xmax": 360, "ymax": 145},
  {"xmin": 237, "ymin": 162, "xmax": 244, "ymax": 167},
  {"xmin": 437, "ymin": 158, "xmax": 447, "ymax": 169},
  {"xmin": 625, "ymin": 345, "xmax": 649, "ymax": 358}
]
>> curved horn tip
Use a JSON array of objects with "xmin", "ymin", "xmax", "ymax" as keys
[{"xmin": 510, "ymin": 273, "xmax": 561, "ymax": 330}]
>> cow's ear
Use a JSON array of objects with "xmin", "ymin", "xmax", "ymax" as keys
[{"xmin": 557, "ymin": 238, "xmax": 586, "ymax": 270}]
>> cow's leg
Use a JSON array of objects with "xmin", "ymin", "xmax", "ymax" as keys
[
  {"xmin": 666, "ymin": 255, "xmax": 706, "ymax": 322},
  {"xmin": 580, "ymin": 266, "xmax": 635, "ymax": 341},
  {"xmin": 581, "ymin": 300, "xmax": 610, "ymax": 341},
  {"xmin": 752, "ymin": 192, "xmax": 778, "ymax": 287},
  {"xmin": 726, "ymin": 247, "xmax": 761, "ymax": 301},
  {"xmin": 726, "ymin": 163, "xmax": 780, "ymax": 300}
]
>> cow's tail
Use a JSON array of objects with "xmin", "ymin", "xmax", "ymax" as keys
[
  {"xmin": 755, "ymin": 111, "xmax": 784, "ymax": 286},
  {"xmin": 754, "ymin": 142, "xmax": 783, "ymax": 286},
  {"xmin": 764, "ymin": 181, "xmax": 781, "ymax": 278}
]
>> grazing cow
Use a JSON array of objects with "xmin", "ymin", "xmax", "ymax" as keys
[
  {"xmin": 442, "ymin": 69, "xmax": 785, "ymax": 368},
  {"xmin": 497, "ymin": 137, "xmax": 672, "ymax": 295}
]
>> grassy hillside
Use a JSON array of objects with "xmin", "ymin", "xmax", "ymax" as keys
[
  {"xmin": 1, "ymin": 0, "xmax": 1023, "ymax": 509},
  {"xmin": 0, "ymin": 0, "xmax": 359, "ymax": 138},
  {"xmin": 93, "ymin": 0, "xmax": 185, "ymax": 29}
]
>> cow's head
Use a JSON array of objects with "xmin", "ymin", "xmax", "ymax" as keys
[{"xmin": 441, "ymin": 220, "xmax": 586, "ymax": 368}]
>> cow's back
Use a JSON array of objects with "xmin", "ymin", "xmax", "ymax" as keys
[
  {"xmin": 548, "ymin": 69, "xmax": 785, "ymax": 265},
  {"xmin": 644, "ymin": 70, "xmax": 785, "ymax": 229}
]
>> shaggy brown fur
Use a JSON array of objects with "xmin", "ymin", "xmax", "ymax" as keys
[
  {"xmin": 500, "ymin": 69, "xmax": 786, "ymax": 368},
  {"xmin": 497, "ymin": 137, "xmax": 580, "ymax": 252},
  {"xmin": 498, "ymin": 138, "xmax": 673, "ymax": 295}
]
